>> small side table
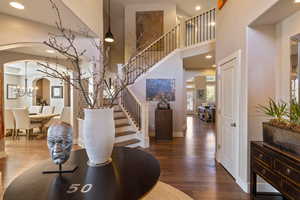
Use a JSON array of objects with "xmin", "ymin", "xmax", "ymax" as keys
[{"xmin": 155, "ymin": 109, "xmax": 173, "ymax": 140}]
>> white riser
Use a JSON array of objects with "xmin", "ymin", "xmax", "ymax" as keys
[
  {"xmin": 115, "ymin": 119, "xmax": 129, "ymax": 125},
  {"xmin": 126, "ymin": 142, "xmax": 142, "ymax": 148},
  {"xmin": 115, "ymin": 133, "xmax": 138, "ymax": 143},
  {"xmin": 116, "ymin": 126, "xmax": 135, "ymax": 133}
]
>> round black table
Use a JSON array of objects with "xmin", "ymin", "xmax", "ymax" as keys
[{"xmin": 4, "ymin": 147, "xmax": 160, "ymax": 200}]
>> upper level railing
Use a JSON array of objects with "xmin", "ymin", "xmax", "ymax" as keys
[
  {"xmin": 185, "ymin": 8, "xmax": 216, "ymax": 47},
  {"xmin": 123, "ymin": 24, "xmax": 181, "ymax": 84}
]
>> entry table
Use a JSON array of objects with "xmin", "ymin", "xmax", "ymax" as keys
[{"xmin": 3, "ymin": 147, "xmax": 160, "ymax": 200}]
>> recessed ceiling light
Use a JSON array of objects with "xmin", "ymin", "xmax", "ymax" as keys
[
  {"xmin": 9, "ymin": 2, "xmax": 25, "ymax": 10},
  {"xmin": 195, "ymin": 6, "xmax": 201, "ymax": 11},
  {"xmin": 206, "ymin": 55, "xmax": 213, "ymax": 59},
  {"xmin": 46, "ymin": 50, "xmax": 55, "ymax": 54},
  {"xmin": 295, "ymin": 0, "xmax": 300, "ymax": 3}
]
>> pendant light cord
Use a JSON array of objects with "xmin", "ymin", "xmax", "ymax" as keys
[{"xmin": 108, "ymin": 0, "xmax": 111, "ymax": 31}]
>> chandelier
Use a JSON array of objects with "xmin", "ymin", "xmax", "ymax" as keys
[{"xmin": 14, "ymin": 61, "xmax": 38, "ymax": 98}]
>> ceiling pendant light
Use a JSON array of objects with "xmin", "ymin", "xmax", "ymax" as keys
[{"xmin": 105, "ymin": 0, "xmax": 115, "ymax": 43}]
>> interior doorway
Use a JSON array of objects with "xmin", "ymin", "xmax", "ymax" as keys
[
  {"xmin": 34, "ymin": 78, "xmax": 50, "ymax": 106},
  {"xmin": 217, "ymin": 50, "xmax": 241, "ymax": 179}
]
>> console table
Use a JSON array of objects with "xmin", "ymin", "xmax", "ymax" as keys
[
  {"xmin": 251, "ymin": 142, "xmax": 300, "ymax": 200},
  {"xmin": 3, "ymin": 147, "xmax": 160, "ymax": 200}
]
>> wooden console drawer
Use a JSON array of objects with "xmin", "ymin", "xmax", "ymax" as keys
[
  {"xmin": 253, "ymin": 161, "xmax": 281, "ymax": 189},
  {"xmin": 282, "ymin": 180, "xmax": 300, "ymax": 200},
  {"xmin": 274, "ymin": 160, "xmax": 300, "ymax": 187},
  {"xmin": 253, "ymin": 147, "xmax": 273, "ymax": 168}
]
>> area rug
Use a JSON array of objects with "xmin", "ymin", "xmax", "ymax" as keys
[{"xmin": 142, "ymin": 181, "xmax": 193, "ymax": 200}]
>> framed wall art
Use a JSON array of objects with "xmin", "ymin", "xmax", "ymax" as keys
[
  {"xmin": 7, "ymin": 84, "xmax": 17, "ymax": 100},
  {"xmin": 146, "ymin": 79, "xmax": 175, "ymax": 101},
  {"xmin": 51, "ymin": 86, "xmax": 63, "ymax": 99},
  {"xmin": 136, "ymin": 11, "xmax": 164, "ymax": 50}
]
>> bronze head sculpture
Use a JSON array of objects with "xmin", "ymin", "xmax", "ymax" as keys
[{"xmin": 47, "ymin": 122, "xmax": 73, "ymax": 165}]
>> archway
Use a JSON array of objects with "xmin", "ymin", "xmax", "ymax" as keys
[{"xmin": 33, "ymin": 78, "xmax": 50, "ymax": 106}]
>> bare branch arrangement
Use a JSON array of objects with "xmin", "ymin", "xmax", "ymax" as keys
[{"xmin": 38, "ymin": 0, "xmax": 151, "ymax": 109}]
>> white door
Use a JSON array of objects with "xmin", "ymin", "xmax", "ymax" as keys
[{"xmin": 219, "ymin": 56, "xmax": 239, "ymax": 179}]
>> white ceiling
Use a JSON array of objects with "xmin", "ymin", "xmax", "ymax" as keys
[
  {"xmin": 112, "ymin": 0, "xmax": 217, "ymax": 17},
  {"xmin": 0, "ymin": 0, "xmax": 94, "ymax": 35},
  {"xmin": 183, "ymin": 51, "xmax": 215, "ymax": 70}
]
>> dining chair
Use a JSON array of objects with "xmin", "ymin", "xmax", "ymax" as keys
[
  {"xmin": 29, "ymin": 106, "xmax": 42, "ymax": 114},
  {"xmin": 13, "ymin": 108, "xmax": 42, "ymax": 139},
  {"xmin": 44, "ymin": 107, "xmax": 71, "ymax": 130},
  {"xmin": 5, "ymin": 110, "xmax": 15, "ymax": 138},
  {"xmin": 42, "ymin": 106, "xmax": 54, "ymax": 115},
  {"xmin": 60, "ymin": 107, "xmax": 71, "ymax": 124}
]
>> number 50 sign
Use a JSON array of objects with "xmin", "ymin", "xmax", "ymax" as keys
[{"xmin": 67, "ymin": 184, "xmax": 93, "ymax": 194}]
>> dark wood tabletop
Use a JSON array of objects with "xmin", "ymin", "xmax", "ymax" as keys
[{"xmin": 3, "ymin": 147, "xmax": 160, "ymax": 200}]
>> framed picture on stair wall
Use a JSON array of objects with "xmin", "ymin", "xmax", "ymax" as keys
[
  {"xmin": 136, "ymin": 11, "xmax": 164, "ymax": 51},
  {"xmin": 146, "ymin": 79, "xmax": 175, "ymax": 102}
]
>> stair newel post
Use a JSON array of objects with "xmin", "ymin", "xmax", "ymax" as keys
[{"xmin": 140, "ymin": 102, "xmax": 149, "ymax": 148}]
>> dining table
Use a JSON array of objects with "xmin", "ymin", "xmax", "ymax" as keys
[
  {"xmin": 29, "ymin": 113, "xmax": 60, "ymax": 138},
  {"xmin": 29, "ymin": 113, "xmax": 60, "ymax": 122}
]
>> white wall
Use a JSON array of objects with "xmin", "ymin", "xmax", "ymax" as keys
[
  {"xmin": 129, "ymin": 51, "xmax": 185, "ymax": 136},
  {"xmin": 124, "ymin": 3, "xmax": 177, "ymax": 61},
  {"xmin": 4, "ymin": 74, "xmax": 26, "ymax": 109}
]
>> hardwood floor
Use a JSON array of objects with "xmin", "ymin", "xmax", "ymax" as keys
[
  {"xmin": 147, "ymin": 116, "xmax": 283, "ymax": 200},
  {"xmin": 0, "ymin": 116, "xmax": 283, "ymax": 199}
]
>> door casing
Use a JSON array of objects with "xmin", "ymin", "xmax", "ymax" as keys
[{"xmin": 216, "ymin": 50, "xmax": 242, "ymax": 180}]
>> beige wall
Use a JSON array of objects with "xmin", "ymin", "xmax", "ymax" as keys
[
  {"xmin": 276, "ymin": 10, "xmax": 300, "ymax": 102},
  {"xmin": 61, "ymin": 0, "xmax": 104, "ymax": 37},
  {"xmin": 108, "ymin": 0, "xmax": 125, "ymax": 71},
  {"xmin": 124, "ymin": 3, "xmax": 177, "ymax": 61},
  {"xmin": 0, "ymin": 14, "xmax": 56, "ymax": 47},
  {"xmin": 216, "ymin": 0, "xmax": 279, "ymax": 192}
]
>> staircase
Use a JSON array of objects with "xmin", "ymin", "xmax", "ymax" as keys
[
  {"xmin": 113, "ymin": 104, "xmax": 141, "ymax": 147},
  {"xmin": 77, "ymin": 8, "xmax": 216, "ymax": 149},
  {"xmin": 112, "ymin": 8, "xmax": 216, "ymax": 148}
]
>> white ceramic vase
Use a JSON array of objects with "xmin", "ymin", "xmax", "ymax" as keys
[{"xmin": 83, "ymin": 108, "xmax": 115, "ymax": 166}]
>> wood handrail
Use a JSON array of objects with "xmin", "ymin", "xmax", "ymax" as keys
[{"xmin": 123, "ymin": 24, "xmax": 181, "ymax": 68}]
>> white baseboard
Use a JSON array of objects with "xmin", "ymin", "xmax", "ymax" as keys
[
  {"xmin": 236, "ymin": 177, "xmax": 249, "ymax": 193},
  {"xmin": 257, "ymin": 182, "xmax": 278, "ymax": 193},
  {"xmin": 235, "ymin": 178, "xmax": 278, "ymax": 194},
  {"xmin": 0, "ymin": 151, "xmax": 7, "ymax": 159}
]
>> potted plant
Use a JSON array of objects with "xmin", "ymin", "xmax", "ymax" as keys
[
  {"xmin": 38, "ymin": 0, "xmax": 143, "ymax": 166},
  {"xmin": 258, "ymin": 98, "xmax": 300, "ymax": 156}
]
